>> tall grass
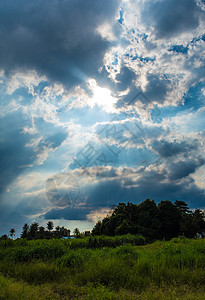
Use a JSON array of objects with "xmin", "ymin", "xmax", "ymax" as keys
[{"xmin": 0, "ymin": 237, "xmax": 204, "ymax": 299}]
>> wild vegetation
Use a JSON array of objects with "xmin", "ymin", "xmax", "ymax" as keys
[
  {"xmin": 0, "ymin": 237, "xmax": 205, "ymax": 299},
  {"xmin": 0, "ymin": 199, "xmax": 205, "ymax": 299}
]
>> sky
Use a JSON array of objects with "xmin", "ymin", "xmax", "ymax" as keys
[{"xmin": 0, "ymin": 0, "xmax": 205, "ymax": 237}]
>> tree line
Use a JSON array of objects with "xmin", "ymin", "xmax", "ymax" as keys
[
  {"xmin": 92, "ymin": 199, "xmax": 205, "ymax": 240},
  {"xmin": 20, "ymin": 221, "xmax": 71, "ymax": 239},
  {"xmin": 1, "ymin": 199, "xmax": 205, "ymax": 241},
  {"xmin": 0, "ymin": 222, "xmax": 85, "ymax": 240}
]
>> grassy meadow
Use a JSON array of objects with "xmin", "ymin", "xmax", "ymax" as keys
[{"xmin": 0, "ymin": 236, "xmax": 205, "ymax": 299}]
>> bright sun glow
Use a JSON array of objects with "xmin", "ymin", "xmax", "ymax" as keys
[{"xmin": 88, "ymin": 79, "xmax": 117, "ymax": 113}]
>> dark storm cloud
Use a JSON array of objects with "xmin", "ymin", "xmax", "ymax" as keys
[
  {"xmin": 44, "ymin": 159, "xmax": 205, "ymax": 221},
  {"xmin": 114, "ymin": 65, "xmax": 143, "ymax": 109},
  {"xmin": 0, "ymin": 112, "xmax": 68, "ymax": 196},
  {"xmin": 0, "ymin": 195, "xmax": 48, "ymax": 225},
  {"xmin": 44, "ymin": 169, "xmax": 205, "ymax": 221},
  {"xmin": 144, "ymin": 73, "xmax": 170, "ymax": 103},
  {"xmin": 0, "ymin": 0, "xmax": 121, "ymax": 88},
  {"xmin": 90, "ymin": 166, "xmax": 204, "ymax": 208},
  {"xmin": 0, "ymin": 192, "xmax": 50, "ymax": 236},
  {"xmin": 86, "ymin": 180, "xmax": 125, "ymax": 207},
  {"xmin": 44, "ymin": 206, "xmax": 90, "ymax": 220},
  {"xmin": 142, "ymin": 0, "xmax": 204, "ymax": 39},
  {"xmin": 115, "ymin": 65, "xmax": 137, "ymax": 92},
  {"xmin": 151, "ymin": 140, "xmax": 198, "ymax": 158},
  {"xmin": 114, "ymin": 68, "xmax": 171, "ymax": 107},
  {"xmin": 133, "ymin": 169, "xmax": 205, "ymax": 208},
  {"xmin": 0, "ymin": 112, "xmax": 35, "ymax": 195},
  {"xmin": 168, "ymin": 158, "xmax": 205, "ymax": 180},
  {"xmin": 44, "ymin": 180, "xmax": 129, "ymax": 221}
]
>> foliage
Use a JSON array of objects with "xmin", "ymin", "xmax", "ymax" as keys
[
  {"xmin": 92, "ymin": 199, "xmax": 205, "ymax": 240},
  {"xmin": 0, "ymin": 238, "xmax": 204, "ymax": 299}
]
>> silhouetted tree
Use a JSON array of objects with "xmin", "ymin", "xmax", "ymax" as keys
[
  {"xmin": 56, "ymin": 226, "xmax": 60, "ymax": 232},
  {"xmin": 174, "ymin": 200, "xmax": 190, "ymax": 215},
  {"xmin": 28, "ymin": 223, "xmax": 39, "ymax": 239},
  {"xmin": 158, "ymin": 201, "xmax": 181, "ymax": 240},
  {"xmin": 92, "ymin": 221, "xmax": 102, "ymax": 236},
  {"xmin": 10, "ymin": 228, "xmax": 15, "ymax": 239},
  {"xmin": 101, "ymin": 216, "xmax": 116, "ymax": 236},
  {"xmin": 47, "ymin": 221, "xmax": 54, "ymax": 232},
  {"xmin": 55, "ymin": 226, "xmax": 61, "ymax": 238},
  {"xmin": 181, "ymin": 213, "xmax": 198, "ymax": 238},
  {"xmin": 73, "ymin": 228, "xmax": 80, "ymax": 238},
  {"xmin": 96, "ymin": 200, "xmax": 160, "ymax": 238},
  {"xmin": 174, "ymin": 201, "xmax": 192, "ymax": 237},
  {"xmin": 39, "ymin": 226, "xmax": 45, "ymax": 238},
  {"xmin": 193, "ymin": 209, "xmax": 205, "ymax": 233},
  {"xmin": 101, "ymin": 203, "xmax": 137, "ymax": 236},
  {"xmin": 0, "ymin": 234, "xmax": 8, "ymax": 240},
  {"xmin": 174, "ymin": 201, "xmax": 205, "ymax": 238},
  {"xmin": 136, "ymin": 199, "xmax": 160, "ymax": 240},
  {"xmin": 92, "ymin": 199, "xmax": 200, "ymax": 240},
  {"xmin": 21, "ymin": 223, "xmax": 29, "ymax": 238},
  {"xmin": 60, "ymin": 226, "xmax": 70, "ymax": 237}
]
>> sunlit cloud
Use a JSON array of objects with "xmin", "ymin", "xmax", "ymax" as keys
[{"xmin": 88, "ymin": 79, "xmax": 118, "ymax": 113}]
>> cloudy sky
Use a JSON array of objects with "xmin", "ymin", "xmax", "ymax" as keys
[{"xmin": 0, "ymin": 0, "xmax": 205, "ymax": 236}]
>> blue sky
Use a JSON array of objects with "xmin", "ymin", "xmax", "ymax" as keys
[{"xmin": 0, "ymin": 0, "xmax": 205, "ymax": 237}]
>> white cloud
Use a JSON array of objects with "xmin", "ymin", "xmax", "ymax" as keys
[
  {"xmin": 0, "ymin": 99, "xmax": 22, "ymax": 117},
  {"xmin": 6, "ymin": 71, "xmax": 46, "ymax": 95},
  {"xmin": 167, "ymin": 107, "xmax": 205, "ymax": 134},
  {"xmin": 191, "ymin": 165, "xmax": 205, "ymax": 189},
  {"xmin": 87, "ymin": 207, "xmax": 111, "ymax": 222},
  {"xmin": 96, "ymin": 22, "xmax": 116, "ymax": 41},
  {"xmin": 99, "ymin": 0, "xmax": 205, "ymax": 110},
  {"xmin": 87, "ymin": 78, "xmax": 118, "ymax": 113}
]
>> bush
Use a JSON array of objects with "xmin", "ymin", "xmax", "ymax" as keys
[
  {"xmin": 3, "ymin": 242, "xmax": 66, "ymax": 263},
  {"xmin": 70, "ymin": 234, "xmax": 146, "ymax": 249}
]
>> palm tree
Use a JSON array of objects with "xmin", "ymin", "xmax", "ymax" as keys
[
  {"xmin": 73, "ymin": 228, "xmax": 80, "ymax": 238},
  {"xmin": 29, "ymin": 223, "xmax": 39, "ymax": 239},
  {"xmin": 56, "ymin": 226, "xmax": 61, "ymax": 232},
  {"xmin": 10, "ymin": 228, "xmax": 15, "ymax": 239},
  {"xmin": 47, "ymin": 221, "xmax": 54, "ymax": 232},
  {"xmin": 21, "ymin": 223, "xmax": 29, "ymax": 238},
  {"xmin": 55, "ymin": 226, "xmax": 61, "ymax": 238},
  {"xmin": 61, "ymin": 227, "xmax": 70, "ymax": 237},
  {"xmin": 39, "ymin": 226, "xmax": 45, "ymax": 238}
]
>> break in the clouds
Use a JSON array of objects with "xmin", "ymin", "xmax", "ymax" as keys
[{"xmin": 0, "ymin": 0, "xmax": 204, "ymax": 236}]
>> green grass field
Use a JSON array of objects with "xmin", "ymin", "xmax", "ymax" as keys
[{"xmin": 0, "ymin": 236, "xmax": 204, "ymax": 299}]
